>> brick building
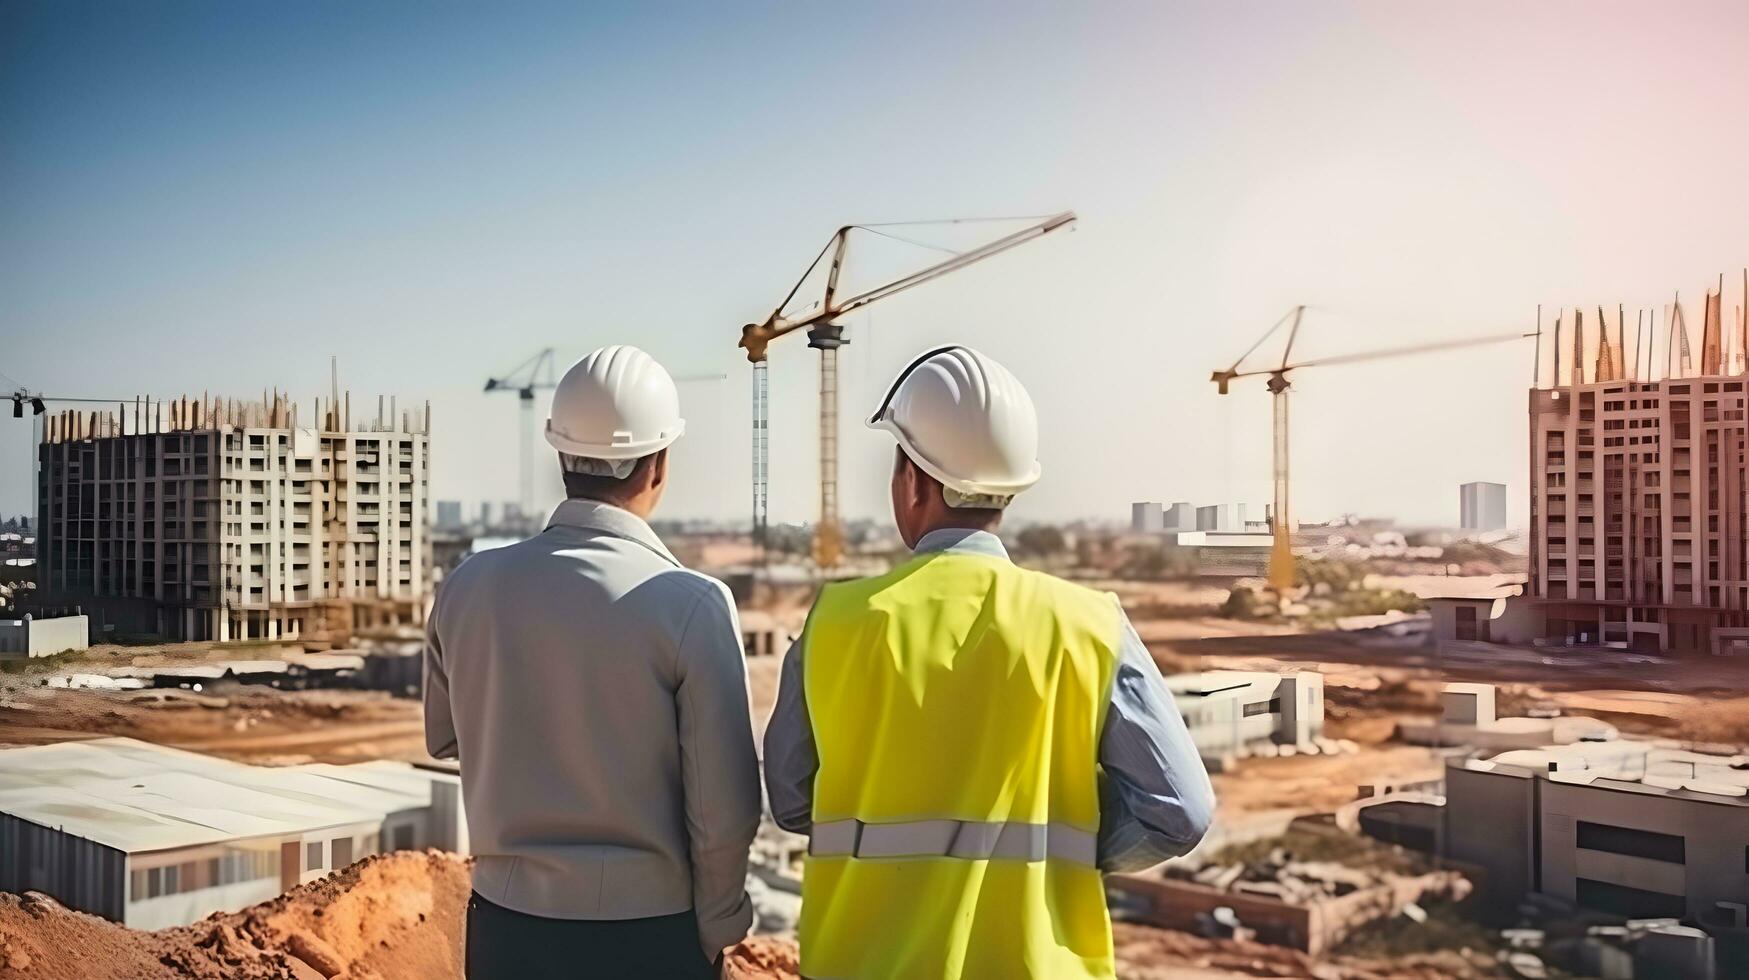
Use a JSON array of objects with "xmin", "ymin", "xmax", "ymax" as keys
[{"xmin": 35, "ymin": 392, "xmax": 430, "ymax": 642}]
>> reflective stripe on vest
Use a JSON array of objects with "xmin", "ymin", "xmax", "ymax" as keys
[{"xmin": 810, "ymin": 818, "xmax": 1098, "ymax": 868}]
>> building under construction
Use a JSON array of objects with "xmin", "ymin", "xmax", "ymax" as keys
[
  {"xmin": 1530, "ymin": 278, "xmax": 1749, "ymax": 654},
  {"xmin": 35, "ymin": 388, "xmax": 430, "ymax": 642}
]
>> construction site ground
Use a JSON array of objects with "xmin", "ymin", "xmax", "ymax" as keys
[
  {"xmin": 4, "ymin": 576, "xmax": 1746, "ymax": 977},
  {"xmin": 0, "ymin": 850, "xmax": 1505, "ymax": 980}
]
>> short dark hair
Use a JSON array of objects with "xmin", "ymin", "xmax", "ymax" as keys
[{"xmin": 561, "ymin": 452, "xmax": 659, "ymax": 505}]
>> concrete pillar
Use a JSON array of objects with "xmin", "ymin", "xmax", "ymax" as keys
[{"xmin": 1275, "ymin": 673, "xmax": 1325, "ymax": 745}]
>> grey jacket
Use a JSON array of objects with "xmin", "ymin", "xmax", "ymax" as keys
[
  {"xmin": 424, "ymin": 499, "xmax": 762, "ymax": 956},
  {"xmin": 763, "ymin": 527, "xmax": 1215, "ymax": 871}
]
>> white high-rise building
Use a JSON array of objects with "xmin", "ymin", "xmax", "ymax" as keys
[
  {"xmin": 1196, "ymin": 503, "xmax": 1239, "ymax": 532},
  {"xmin": 1460, "ymin": 481, "xmax": 1508, "ymax": 532},
  {"xmin": 1163, "ymin": 501, "xmax": 1194, "ymax": 530},
  {"xmin": 435, "ymin": 500, "xmax": 464, "ymax": 530},
  {"xmin": 1130, "ymin": 501, "xmax": 1163, "ymax": 533}
]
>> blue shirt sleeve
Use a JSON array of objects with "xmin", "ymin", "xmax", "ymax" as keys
[
  {"xmin": 1096, "ymin": 607, "xmax": 1216, "ymax": 872},
  {"xmin": 761, "ymin": 634, "xmax": 817, "ymax": 835}
]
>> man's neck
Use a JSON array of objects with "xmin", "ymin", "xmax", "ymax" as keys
[
  {"xmin": 912, "ymin": 518, "xmax": 1000, "ymax": 548},
  {"xmin": 927, "ymin": 521, "xmax": 998, "ymax": 535},
  {"xmin": 568, "ymin": 494, "xmax": 654, "ymax": 520}
]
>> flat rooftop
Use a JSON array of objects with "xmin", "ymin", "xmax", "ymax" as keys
[
  {"xmin": 1458, "ymin": 739, "xmax": 1749, "ymax": 806},
  {"xmin": 1164, "ymin": 670, "xmax": 1282, "ymax": 700},
  {"xmin": 1163, "ymin": 531, "xmax": 1274, "ymax": 548},
  {"xmin": 1417, "ymin": 573, "xmax": 1528, "ymax": 601},
  {"xmin": 0, "ymin": 738, "xmax": 454, "ymax": 854}
]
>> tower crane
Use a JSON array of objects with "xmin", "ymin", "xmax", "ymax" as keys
[
  {"xmin": 484, "ymin": 348, "xmax": 559, "ymax": 523},
  {"xmin": 738, "ymin": 210, "xmax": 1077, "ymax": 570},
  {"xmin": 485, "ymin": 348, "xmax": 725, "ymax": 523},
  {"xmin": 1212, "ymin": 307, "xmax": 1532, "ymax": 595}
]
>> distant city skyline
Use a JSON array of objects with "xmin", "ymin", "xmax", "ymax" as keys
[{"xmin": 6, "ymin": 1, "xmax": 1749, "ymax": 529}]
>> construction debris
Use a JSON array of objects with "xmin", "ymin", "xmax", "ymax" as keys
[{"xmin": 1113, "ymin": 824, "xmax": 1471, "ymax": 957}]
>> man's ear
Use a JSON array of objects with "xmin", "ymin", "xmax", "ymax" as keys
[
  {"xmin": 648, "ymin": 449, "xmax": 669, "ymax": 490},
  {"xmin": 904, "ymin": 454, "xmax": 930, "ymax": 509}
]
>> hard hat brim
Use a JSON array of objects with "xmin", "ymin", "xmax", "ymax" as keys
[{"xmin": 544, "ymin": 419, "xmax": 684, "ymax": 460}]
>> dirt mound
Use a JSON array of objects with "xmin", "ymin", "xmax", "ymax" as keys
[
  {"xmin": 240, "ymin": 847, "xmax": 465, "ymax": 979},
  {"xmin": 0, "ymin": 892, "xmax": 165, "ymax": 980},
  {"xmin": 0, "ymin": 851, "xmax": 468, "ymax": 980},
  {"xmin": 0, "ymin": 852, "xmax": 805, "ymax": 980},
  {"xmin": 725, "ymin": 935, "xmax": 800, "ymax": 979}
]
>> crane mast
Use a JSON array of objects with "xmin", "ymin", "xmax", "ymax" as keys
[
  {"xmin": 1268, "ymin": 368, "xmax": 1294, "ymax": 595},
  {"xmin": 1265, "ymin": 306, "xmax": 1304, "ymax": 595},
  {"xmin": 750, "ymin": 363, "xmax": 769, "ymax": 563}
]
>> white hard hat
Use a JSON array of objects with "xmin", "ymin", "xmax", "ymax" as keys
[
  {"xmin": 544, "ymin": 345, "xmax": 685, "ymax": 460},
  {"xmin": 868, "ymin": 346, "xmax": 1041, "ymax": 497}
]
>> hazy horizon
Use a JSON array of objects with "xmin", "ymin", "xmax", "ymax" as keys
[{"xmin": 6, "ymin": 1, "xmax": 1749, "ymax": 531}]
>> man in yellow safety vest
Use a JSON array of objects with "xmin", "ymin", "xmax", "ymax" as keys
[{"xmin": 763, "ymin": 345, "xmax": 1216, "ymax": 979}]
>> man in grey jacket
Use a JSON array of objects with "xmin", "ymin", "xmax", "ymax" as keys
[{"xmin": 425, "ymin": 345, "xmax": 761, "ymax": 979}]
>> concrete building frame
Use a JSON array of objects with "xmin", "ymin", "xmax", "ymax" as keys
[
  {"xmin": 36, "ymin": 394, "xmax": 431, "ymax": 642},
  {"xmin": 1530, "ymin": 375, "xmax": 1749, "ymax": 654}
]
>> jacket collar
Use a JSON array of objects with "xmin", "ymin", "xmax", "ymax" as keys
[
  {"xmin": 913, "ymin": 527, "xmax": 1010, "ymax": 561},
  {"xmin": 545, "ymin": 499, "xmax": 681, "ymax": 567}
]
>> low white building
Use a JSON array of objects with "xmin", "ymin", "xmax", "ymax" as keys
[
  {"xmin": 1420, "ymin": 575, "xmax": 1537, "ymax": 646},
  {"xmin": 0, "ymin": 612, "xmax": 87, "ymax": 658},
  {"xmin": 1398, "ymin": 682, "xmax": 1616, "ymax": 750},
  {"xmin": 1446, "ymin": 739, "xmax": 1749, "ymax": 923},
  {"xmin": 1165, "ymin": 670, "xmax": 1324, "ymax": 769},
  {"xmin": 0, "ymin": 738, "xmax": 465, "ymax": 929},
  {"xmin": 1160, "ymin": 530, "xmax": 1276, "ymax": 579}
]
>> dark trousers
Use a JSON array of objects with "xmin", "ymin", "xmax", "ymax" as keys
[{"xmin": 466, "ymin": 892, "xmax": 717, "ymax": 979}]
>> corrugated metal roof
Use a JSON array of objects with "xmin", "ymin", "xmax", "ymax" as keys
[{"xmin": 0, "ymin": 738, "xmax": 441, "ymax": 853}]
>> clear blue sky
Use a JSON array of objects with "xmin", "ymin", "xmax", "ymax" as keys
[{"xmin": 5, "ymin": 1, "xmax": 1748, "ymax": 528}]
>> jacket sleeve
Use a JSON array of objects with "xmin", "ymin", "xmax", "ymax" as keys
[
  {"xmin": 674, "ymin": 577, "xmax": 762, "ymax": 957},
  {"xmin": 761, "ymin": 633, "xmax": 817, "ymax": 835},
  {"xmin": 1096, "ymin": 607, "xmax": 1216, "ymax": 873},
  {"xmin": 422, "ymin": 585, "xmax": 458, "ymax": 760}
]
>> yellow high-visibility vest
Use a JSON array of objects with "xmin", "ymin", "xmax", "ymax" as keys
[{"xmin": 800, "ymin": 549, "xmax": 1123, "ymax": 979}]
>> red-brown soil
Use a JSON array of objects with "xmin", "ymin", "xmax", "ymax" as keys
[
  {"xmin": 0, "ymin": 850, "xmax": 1503, "ymax": 980},
  {"xmin": 0, "ymin": 850, "xmax": 468, "ymax": 980}
]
